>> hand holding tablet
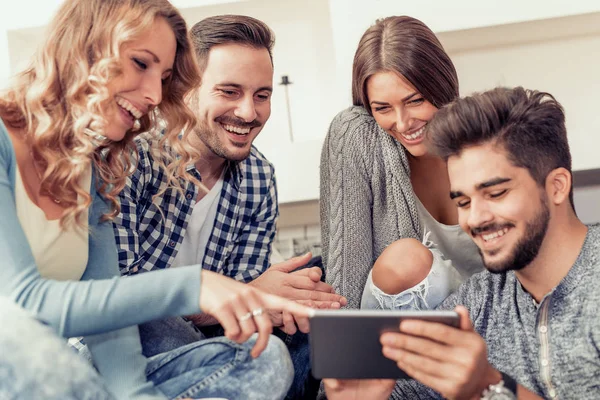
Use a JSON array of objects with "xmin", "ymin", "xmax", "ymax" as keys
[{"xmin": 309, "ymin": 310, "xmax": 459, "ymax": 379}]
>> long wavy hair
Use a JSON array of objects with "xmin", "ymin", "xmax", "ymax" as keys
[
  {"xmin": 352, "ymin": 16, "xmax": 459, "ymax": 114},
  {"xmin": 0, "ymin": 0, "xmax": 201, "ymax": 228}
]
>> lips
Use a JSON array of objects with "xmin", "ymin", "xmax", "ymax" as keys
[{"xmin": 392, "ymin": 123, "xmax": 427, "ymax": 144}]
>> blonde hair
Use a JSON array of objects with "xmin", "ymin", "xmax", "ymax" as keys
[{"xmin": 0, "ymin": 0, "xmax": 201, "ymax": 228}]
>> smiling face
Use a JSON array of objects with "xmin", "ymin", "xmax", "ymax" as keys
[
  {"xmin": 104, "ymin": 16, "xmax": 176, "ymax": 141},
  {"xmin": 366, "ymin": 71, "xmax": 438, "ymax": 157},
  {"xmin": 448, "ymin": 143, "xmax": 551, "ymax": 273},
  {"xmin": 193, "ymin": 43, "xmax": 273, "ymax": 162}
]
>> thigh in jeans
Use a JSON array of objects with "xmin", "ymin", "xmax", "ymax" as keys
[
  {"xmin": 0, "ymin": 298, "xmax": 114, "ymax": 400},
  {"xmin": 147, "ymin": 334, "xmax": 293, "ymax": 400}
]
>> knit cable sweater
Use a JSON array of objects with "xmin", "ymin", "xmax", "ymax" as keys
[{"xmin": 320, "ymin": 106, "xmax": 423, "ymax": 309}]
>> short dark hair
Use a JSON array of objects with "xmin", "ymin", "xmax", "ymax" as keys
[
  {"xmin": 430, "ymin": 86, "xmax": 574, "ymax": 208},
  {"xmin": 352, "ymin": 16, "xmax": 459, "ymax": 113},
  {"xmin": 189, "ymin": 14, "xmax": 275, "ymax": 74}
]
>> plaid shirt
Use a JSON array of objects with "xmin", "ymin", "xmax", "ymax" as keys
[{"xmin": 113, "ymin": 134, "xmax": 279, "ymax": 282}]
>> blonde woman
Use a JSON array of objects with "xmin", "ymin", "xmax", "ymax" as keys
[{"xmin": 0, "ymin": 1, "xmax": 309, "ymax": 399}]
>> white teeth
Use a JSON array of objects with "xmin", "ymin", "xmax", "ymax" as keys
[
  {"xmin": 482, "ymin": 228, "xmax": 509, "ymax": 242},
  {"xmin": 223, "ymin": 124, "xmax": 250, "ymax": 135},
  {"xmin": 116, "ymin": 97, "xmax": 143, "ymax": 119},
  {"xmin": 401, "ymin": 124, "xmax": 426, "ymax": 141}
]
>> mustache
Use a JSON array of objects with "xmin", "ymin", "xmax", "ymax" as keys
[
  {"xmin": 215, "ymin": 115, "xmax": 262, "ymax": 129},
  {"xmin": 471, "ymin": 223, "xmax": 514, "ymax": 236}
]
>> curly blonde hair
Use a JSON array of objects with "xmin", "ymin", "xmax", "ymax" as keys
[{"xmin": 0, "ymin": 0, "xmax": 201, "ymax": 228}]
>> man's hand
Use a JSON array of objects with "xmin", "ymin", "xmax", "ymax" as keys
[
  {"xmin": 380, "ymin": 306, "xmax": 500, "ymax": 400},
  {"xmin": 250, "ymin": 253, "xmax": 346, "ymax": 304},
  {"xmin": 198, "ymin": 270, "xmax": 313, "ymax": 358},
  {"xmin": 249, "ymin": 253, "xmax": 347, "ymax": 333},
  {"xmin": 323, "ymin": 378, "xmax": 396, "ymax": 400}
]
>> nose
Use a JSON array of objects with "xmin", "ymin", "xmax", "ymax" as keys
[
  {"xmin": 234, "ymin": 95, "xmax": 258, "ymax": 122},
  {"xmin": 142, "ymin": 75, "xmax": 163, "ymax": 107},
  {"xmin": 467, "ymin": 199, "xmax": 494, "ymax": 232},
  {"xmin": 394, "ymin": 107, "xmax": 410, "ymax": 133}
]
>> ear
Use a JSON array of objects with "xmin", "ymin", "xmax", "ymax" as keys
[{"xmin": 545, "ymin": 168, "xmax": 571, "ymax": 206}]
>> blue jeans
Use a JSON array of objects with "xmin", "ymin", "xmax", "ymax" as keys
[
  {"xmin": 139, "ymin": 317, "xmax": 313, "ymax": 399},
  {"xmin": 0, "ymin": 297, "xmax": 113, "ymax": 399},
  {"xmin": 1, "ymin": 298, "xmax": 293, "ymax": 399}
]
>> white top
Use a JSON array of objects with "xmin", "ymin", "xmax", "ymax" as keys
[
  {"xmin": 15, "ymin": 167, "xmax": 91, "ymax": 281},
  {"xmin": 415, "ymin": 198, "xmax": 484, "ymax": 279},
  {"xmin": 173, "ymin": 173, "xmax": 224, "ymax": 268}
]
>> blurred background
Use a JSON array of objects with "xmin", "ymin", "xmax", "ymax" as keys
[{"xmin": 2, "ymin": 0, "xmax": 599, "ymax": 259}]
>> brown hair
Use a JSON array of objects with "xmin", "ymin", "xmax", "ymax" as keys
[
  {"xmin": 429, "ymin": 86, "xmax": 574, "ymax": 208},
  {"xmin": 190, "ymin": 14, "xmax": 275, "ymax": 74},
  {"xmin": 352, "ymin": 16, "xmax": 458, "ymax": 113},
  {"xmin": 0, "ymin": 0, "xmax": 200, "ymax": 227}
]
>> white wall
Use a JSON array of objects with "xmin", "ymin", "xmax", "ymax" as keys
[
  {"xmin": 443, "ymin": 17, "xmax": 600, "ymax": 171},
  {"xmin": 179, "ymin": 0, "xmax": 338, "ymax": 203},
  {"xmin": 327, "ymin": 0, "xmax": 600, "ymax": 110}
]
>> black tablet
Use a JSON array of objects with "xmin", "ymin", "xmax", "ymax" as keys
[{"xmin": 309, "ymin": 309, "xmax": 460, "ymax": 379}]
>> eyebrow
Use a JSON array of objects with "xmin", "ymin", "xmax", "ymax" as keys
[
  {"xmin": 217, "ymin": 83, "xmax": 273, "ymax": 92},
  {"xmin": 370, "ymin": 92, "xmax": 419, "ymax": 106},
  {"xmin": 449, "ymin": 177, "xmax": 512, "ymax": 200},
  {"xmin": 135, "ymin": 49, "xmax": 160, "ymax": 63}
]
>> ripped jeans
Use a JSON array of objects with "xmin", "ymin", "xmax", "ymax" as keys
[{"xmin": 361, "ymin": 247, "xmax": 465, "ymax": 310}]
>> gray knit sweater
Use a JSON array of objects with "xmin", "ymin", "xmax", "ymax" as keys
[
  {"xmin": 320, "ymin": 106, "xmax": 423, "ymax": 309},
  {"xmin": 392, "ymin": 223, "xmax": 600, "ymax": 399}
]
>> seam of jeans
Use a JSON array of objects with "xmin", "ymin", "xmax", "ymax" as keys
[{"xmin": 174, "ymin": 346, "xmax": 244, "ymax": 399}]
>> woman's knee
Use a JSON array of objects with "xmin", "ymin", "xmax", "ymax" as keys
[
  {"xmin": 245, "ymin": 334, "xmax": 294, "ymax": 397},
  {"xmin": 372, "ymin": 238, "xmax": 433, "ymax": 294}
]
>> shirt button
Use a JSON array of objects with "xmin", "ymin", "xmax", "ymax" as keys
[
  {"xmin": 169, "ymin": 241, "xmax": 176, "ymax": 247},
  {"xmin": 539, "ymin": 325, "xmax": 548, "ymax": 333},
  {"xmin": 541, "ymin": 359, "xmax": 549, "ymax": 367},
  {"xmin": 549, "ymin": 389, "xmax": 557, "ymax": 398},
  {"xmin": 186, "ymin": 193, "xmax": 193, "ymax": 200}
]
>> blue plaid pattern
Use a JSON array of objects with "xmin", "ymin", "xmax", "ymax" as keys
[{"xmin": 113, "ymin": 133, "xmax": 279, "ymax": 282}]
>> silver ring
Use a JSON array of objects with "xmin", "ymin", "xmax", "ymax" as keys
[
  {"xmin": 239, "ymin": 312, "xmax": 253, "ymax": 322},
  {"xmin": 251, "ymin": 308, "xmax": 264, "ymax": 317}
]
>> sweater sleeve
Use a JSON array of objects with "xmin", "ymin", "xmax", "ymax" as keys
[{"xmin": 320, "ymin": 108, "xmax": 377, "ymax": 309}]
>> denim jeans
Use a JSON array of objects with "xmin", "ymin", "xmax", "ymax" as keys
[
  {"xmin": 1, "ymin": 298, "xmax": 293, "ymax": 400},
  {"xmin": 0, "ymin": 297, "xmax": 114, "ymax": 400},
  {"xmin": 139, "ymin": 317, "xmax": 314, "ymax": 400}
]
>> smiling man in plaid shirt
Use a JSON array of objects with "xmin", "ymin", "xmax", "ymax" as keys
[{"xmin": 112, "ymin": 15, "xmax": 345, "ymax": 400}]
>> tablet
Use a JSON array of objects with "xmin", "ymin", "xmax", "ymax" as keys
[{"xmin": 309, "ymin": 309, "xmax": 460, "ymax": 379}]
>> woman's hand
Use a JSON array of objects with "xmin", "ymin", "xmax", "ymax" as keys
[
  {"xmin": 198, "ymin": 270, "xmax": 313, "ymax": 358},
  {"xmin": 323, "ymin": 378, "xmax": 396, "ymax": 400}
]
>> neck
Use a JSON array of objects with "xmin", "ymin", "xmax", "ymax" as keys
[
  {"xmin": 515, "ymin": 214, "xmax": 588, "ymax": 302},
  {"xmin": 189, "ymin": 132, "xmax": 226, "ymax": 189}
]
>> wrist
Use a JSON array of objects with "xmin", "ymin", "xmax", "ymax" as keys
[{"xmin": 480, "ymin": 369, "xmax": 517, "ymax": 400}]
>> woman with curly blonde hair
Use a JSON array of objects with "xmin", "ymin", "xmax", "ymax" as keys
[{"xmin": 0, "ymin": 1, "xmax": 309, "ymax": 399}]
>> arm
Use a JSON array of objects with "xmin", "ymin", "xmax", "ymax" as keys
[
  {"xmin": 320, "ymin": 110, "xmax": 376, "ymax": 309},
  {"xmin": 0, "ymin": 164, "xmax": 202, "ymax": 338},
  {"xmin": 382, "ymin": 306, "xmax": 542, "ymax": 400},
  {"xmin": 223, "ymin": 168, "xmax": 278, "ymax": 283}
]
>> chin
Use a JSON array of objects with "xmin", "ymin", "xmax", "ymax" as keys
[{"xmin": 404, "ymin": 145, "xmax": 429, "ymax": 158}]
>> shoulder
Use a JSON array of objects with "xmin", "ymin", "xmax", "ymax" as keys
[
  {"xmin": 327, "ymin": 106, "xmax": 383, "ymax": 143},
  {"xmin": 0, "ymin": 119, "xmax": 15, "ymax": 167},
  {"xmin": 242, "ymin": 146, "xmax": 276, "ymax": 181},
  {"xmin": 323, "ymin": 106, "xmax": 394, "ymax": 161}
]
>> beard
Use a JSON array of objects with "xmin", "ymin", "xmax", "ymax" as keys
[
  {"xmin": 193, "ymin": 115, "xmax": 260, "ymax": 162},
  {"xmin": 478, "ymin": 196, "xmax": 550, "ymax": 274}
]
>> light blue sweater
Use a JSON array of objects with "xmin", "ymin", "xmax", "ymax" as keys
[{"xmin": 0, "ymin": 119, "xmax": 204, "ymax": 399}]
